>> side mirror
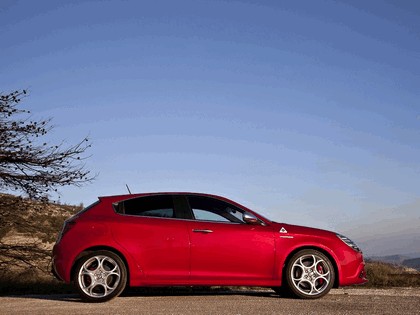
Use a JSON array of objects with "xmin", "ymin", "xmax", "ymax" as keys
[{"xmin": 243, "ymin": 213, "xmax": 260, "ymax": 225}]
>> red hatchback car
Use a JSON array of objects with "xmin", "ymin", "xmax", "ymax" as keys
[{"xmin": 52, "ymin": 192, "xmax": 367, "ymax": 302}]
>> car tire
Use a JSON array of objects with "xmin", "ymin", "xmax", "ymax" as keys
[
  {"xmin": 73, "ymin": 250, "xmax": 127, "ymax": 302},
  {"xmin": 284, "ymin": 249, "xmax": 335, "ymax": 299}
]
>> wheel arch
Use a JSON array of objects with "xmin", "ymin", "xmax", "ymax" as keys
[
  {"xmin": 282, "ymin": 246, "xmax": 340, "ymax": 288},
  {"xmin": 70, "ymin": 245, "xmax": 131, "ymax": 286}
]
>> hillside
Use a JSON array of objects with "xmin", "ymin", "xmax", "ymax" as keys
[
  {"xmin": 0, "ymin": 193, "xmax": 81, "ymax": 289},
  {"xmin": 368, "ymin": 255, "xmax": 410, "ymax": 265},
  {"xmin": 403, "ymin": 258, "xmax": 420, "ymax": 271},
  {"xmin": 368, "ymin": 255, "xmax": 420, "ymax": 272}
]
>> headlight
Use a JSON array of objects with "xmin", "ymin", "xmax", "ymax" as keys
[{"xmin": 336, "ymin": 233, "xmax": 362, "ymax": 253}]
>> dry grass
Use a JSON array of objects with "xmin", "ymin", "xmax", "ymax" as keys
[
  {"xmin": 364, "ymin": 261, "xmax": 420, "ymax": 287},
  {"xmin": 0, "ymin": 194, "xmax": 80, "ymax": 295}
]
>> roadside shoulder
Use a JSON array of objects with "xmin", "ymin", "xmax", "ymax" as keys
[{"xmin": 331, "ymin": 287, "xmax": 420, "ymax": 297}]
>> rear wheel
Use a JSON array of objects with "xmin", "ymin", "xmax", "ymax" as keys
[
  {"xmin": 73, "ymin": 250, "xmax": 127, "ymax": 302},
  {"xmin": 284, "ymin": 249, "xmax": 335, "ymax": 299}
]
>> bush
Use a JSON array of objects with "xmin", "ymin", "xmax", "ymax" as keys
[{"xmin": 365, "ymin": 261, "xmax": 420, "ymax": 287}]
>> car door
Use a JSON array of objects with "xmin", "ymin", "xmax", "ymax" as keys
[
  {"xmin": 111, "ymin": 195, "xmax": 190, "ymax": 284},
  {"xmin": 185, "ymin": 195, "xmax": 276, "ymax": 285}
]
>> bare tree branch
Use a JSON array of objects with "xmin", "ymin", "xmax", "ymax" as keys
[{"xmin": 0, "ymin": 90, "xmax": 94, "ymax": 200}]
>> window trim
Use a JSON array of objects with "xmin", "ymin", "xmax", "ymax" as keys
[{"xmin": 111, "ymin": 193, "xmax": 269, "ymax": 226}]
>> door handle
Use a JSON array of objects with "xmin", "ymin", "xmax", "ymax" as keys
[{"xmin": 192, "ymin": 229, "xmax": 213, "ymax": 233}]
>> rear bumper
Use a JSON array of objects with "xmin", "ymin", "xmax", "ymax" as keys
[
  {"xmin": 51, "ymin": 243, "xmax": 72, "ymax": 283},
  {"xmin": 51, "ymin": 255, "xmax": 63, "ymax": 281}
]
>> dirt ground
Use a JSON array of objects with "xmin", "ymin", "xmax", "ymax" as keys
[{"xmin": 1, "ymin": 288, "xmax": 420, "ymax": 315}]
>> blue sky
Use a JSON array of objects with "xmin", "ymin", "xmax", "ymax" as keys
[{"xmin": 1, "ymin": 0, "xmax": 419, "ymax": 256}]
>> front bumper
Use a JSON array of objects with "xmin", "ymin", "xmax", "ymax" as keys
[{"xmin": 341, "ymin": 259, "xmax": 368, "ymax": 286}]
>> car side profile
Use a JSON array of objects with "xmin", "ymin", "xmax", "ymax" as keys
[{"xmin": 52, "ymin": 192, "xmax": 367, "ymax": 302}]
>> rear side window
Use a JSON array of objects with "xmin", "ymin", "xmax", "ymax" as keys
[{"xmin": 116, "ymin": 195, "xmax": 174, "ymax": 218}]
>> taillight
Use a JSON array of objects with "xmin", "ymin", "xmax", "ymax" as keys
[{"xmin": 56, "ymin": 218, "xmax": 77, "ymax": 243}]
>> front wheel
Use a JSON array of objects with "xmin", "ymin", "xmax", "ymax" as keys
[
  {"xmin": 284, "ymin": 249, "xmax": 335, "ymax": 299},
  {"xmin": 73, "ymin": 250, "xmax": 127, "ymax": 302}
]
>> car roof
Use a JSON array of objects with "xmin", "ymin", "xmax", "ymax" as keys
[{"xmin": 98, "ymin": 192, "xmax": 235, "ymax": 203}]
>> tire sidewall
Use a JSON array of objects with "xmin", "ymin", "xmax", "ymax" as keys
[{"xmin": 73, "ymin": 250, "xmax": 127, "ymax": 303}]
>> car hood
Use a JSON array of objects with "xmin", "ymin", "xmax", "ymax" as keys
[{"xmin": 271, "ymin": 222, "xmax": 336, "ymax": 238}]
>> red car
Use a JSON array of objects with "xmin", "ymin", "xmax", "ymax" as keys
[{"xmin": 52, "ymin": 192, "xmax": 367, "ymax": 302}]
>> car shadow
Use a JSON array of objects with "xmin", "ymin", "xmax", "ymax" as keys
[
  {"xmin": 121, "ymin": 287, "xmax": 287, "ymax": 299},
  {"xmin": 6, "ymin": 293, "xmax": 82, "ymax": 303},
  {"xmin": 7, "ymin": 287, "xmax": 291, "ymax": 302}
]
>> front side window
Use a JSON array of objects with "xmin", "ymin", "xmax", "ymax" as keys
[
  {"xmin": 188, "ymin": 196, "xmax": 245, "ymax": 223},
  {"xmin": 193, "ymin": 209, "xmax": 230, "ymax": 222},
  {"xmin": 116, "ymin": 195, "xmax": 174, "ymax": 218}
]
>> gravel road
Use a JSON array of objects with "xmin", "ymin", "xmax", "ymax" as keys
[{"xmin": 1, "ymin": 288, "xmax": 419, "ymax": 315}]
